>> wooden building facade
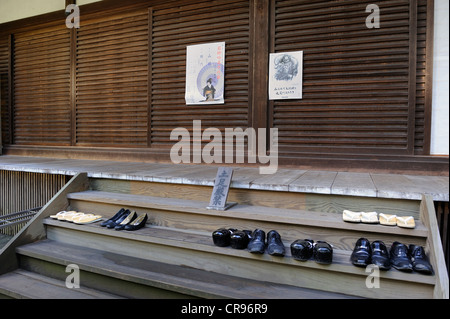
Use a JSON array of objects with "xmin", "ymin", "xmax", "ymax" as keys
[{"xmin": 0, "ymin": 0, "xmax": 448, "ymax": 174}]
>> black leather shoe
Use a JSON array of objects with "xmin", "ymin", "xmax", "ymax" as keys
[
  {"xmin": 390, "ymin": 242, "xmax": 413, "ymax": 272},
  {"xmin": 409, "ymin": 245, "xmax": 433, "ymax": 275},
  {"xmin": 212, "ymin": 228, "xmax": 231, "ymax": 247},
  {"xmin": 371, "ymin": 240, "xmax": 391, "ymax": 270},
  {"xmin": 290, "ymin": 239, "xmax": 314, "ymax": 261},
  {"xmin": 100, "ymin": 208, "xmax": 126, "ymax": 227},
  {"xmin": 114, "ymin": 211, "xmax": 137, "ymax": 230},
  {"xmin": 247, "ymin": 229, "xmax": 266, "ymax": 254},
  {"xmin": 314, "ymin": 241, "xmax": 333, "ymax": 264},
  {"xmin": 106, "ymin": 209, "xmax": 131, "ymax": 229},
  {"xmin": 350, "ymin": 238, "xmax": 371, "ymax": 267},
  {"xmin": 267, "ymin": 230, "xmax": 285, "ymax": 256},
  {"xmin": 124, "ymin": 213, "xmax": 148, "ymax": 231},
  {"xmin": 230, "ymin": 230, "xmax": 249, "ymax": 249}
]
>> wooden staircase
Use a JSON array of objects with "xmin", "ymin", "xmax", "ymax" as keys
[{"xmin": 0, "ymin": 172, "xmax": 448, "ymax": 299}]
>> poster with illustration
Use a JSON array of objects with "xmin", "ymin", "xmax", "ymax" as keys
[
  {"xmin": 269, "ymin": 51, "xmax": 303, "ymax": 100},
  {"xmin": 185, "ymin": 42, "xmax": 225, "ymax": 105}
]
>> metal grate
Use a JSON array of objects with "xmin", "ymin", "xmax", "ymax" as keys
[{"xmin": 0, "ymin": 207, "xmax": 42, "ymax": 236}]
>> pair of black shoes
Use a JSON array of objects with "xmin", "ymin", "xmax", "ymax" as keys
[
  {"xmin": 351, "ymin": 238, "xmax": 433, "ymax": 274},
  {"xmin": 391, "ymin": 242, "xmax": 433, "ymax": 274},
  {"xmin": 351, "ymin": 238, "xmax": 391, "ymax": 270},
  {"xmin": 100, "ymin": 208, "xmax": 148, "ymax": 231},
  {"xmin": 290, "ymin": 239, "xmax": 333, "ymax": 265},
  {"xmin": 212, "ymin": 228, "xmax": 252, "ymax": 249},
  {"xmin": 212, "ymin": 228, "xmax": 286, "ymax": 256},
  {"xmin": 247, "ymin": 229, "xmax": 285, "ymax": 256}
]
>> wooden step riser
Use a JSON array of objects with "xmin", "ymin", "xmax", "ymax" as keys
[
  {"xmin": 90, "ymin": 178, "xmax": 422, "ymax": 219},
  {"xmin": 18, "ymin": 255, "xmax": 197, "ymax": 299},
  {"xmin": 68, "ymin": 199, "xmax": 428, "ymax": 250},
  {"xmin": 45, "ymin": 225, "xmax": 435, "ymax": 299}
]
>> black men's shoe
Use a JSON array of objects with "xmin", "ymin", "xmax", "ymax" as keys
[
  {"xmin": 247, "ymin": 229, "xmax": 266, "ymax": 254},
  {"xmin": 314, "ymin": 241, "xmax": 333, "ymax": 264},
  {"xmin": 371, "ymin": 240, "xmax": 391, "ymax": 270},
  {"xmin": 106, "ymin": 209, "xmax": 131, "ymax": 229},
  {"xmin": 350, "ymin": 238, "xmax": 372, "ymax": 267},
  {"xmin": 100, "ymin": 208, "xmax": 127, "ymax": 227},
  {"xmin": 212, "ymin": 228, "xmax": 231, "ymax": 247},
  {"xmin": 267, "ymin": 230, "xmax": 285, "ymax": 256},
  {"xmin": 290, "ymin": 239, "xmax": 314, "ymax": 261},
  {"xmin": 230, "ymin": 230, "xmax": 250, "ymax": 249},
  {"xmin": 124, "ymin": 213, "xmax": 148, "ymax": 231},
  {"xmin": 409, "ymin": 244, "xmax": 433, "ymax": 275},
  {"xmin": 390, "ymin": 242, "xmax": 413, "ymax": 272}
]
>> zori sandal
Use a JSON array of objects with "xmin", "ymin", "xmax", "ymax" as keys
[
  {"xmin": 50, "ymin": 211, "xmax": 68, "ymax": 219},
  {"xmin": 73, "ymin": 214, "xmax": 103, "ymax": 225},
  {"xmin": 379, "ymin": 213, "xmax": 397, "ymax": 226},
  {"xmin": 56, "ymin": 211, "xmax": 78, "ymax": 221},
  {"xmin": 361, "ymin": 212, "xmax": 379, "ymax": 224},
  {"xmin": 64, "ymin": 212, "xmax": 85, "ymax": 222},
  {"xmin": 343, "ymin": 210, "xmax": 362, "ymax": 223},
  {"xmin": 396, "ymin": 216, "xmax": 415, "ymax": 229}
]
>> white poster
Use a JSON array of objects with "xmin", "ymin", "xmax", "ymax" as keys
[
  {"xmin": 185, "ymin": 42, "xmax": 225, "ymax": 105},
  {"xmin": 269, "ymin": 51, "xmax": 303, "ymax": 100}
]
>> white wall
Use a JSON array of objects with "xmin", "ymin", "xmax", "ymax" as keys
[
  {"xmin": 431, "ymin": 0, "xmax": 450, "ymax": 155},
  {"xmin": 0, "ymin": 0, "xmax": 102, "ymax": 24}
]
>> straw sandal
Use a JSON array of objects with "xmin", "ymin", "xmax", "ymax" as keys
[
  {"xmin": 379, "ymin": 213, "xmax": 397, "ymax": 226},
  {"xmin": 50, "ymin": 211, "xmax": 68, "ymax": 219},
  {"xmin": 73, "ymin": 214, "xmax": 103, "ymax": 225},
  {"xmin": 396, "ymin": 216, "xmax": 415, "ymax": 229},
  {"xmin": 56, "ymin": 211, "xmax": 78, "ymax": 221},
  {"xmin": 64, "ymin": 212, "xmax": 86, "ymax": 222},
  {"xmin": 361, "ymin": 212, "xmax": 379, "ymax": 224},
  {"xmin": 342, "ymin": 210, "xmax": 362, "ymax": 223}
]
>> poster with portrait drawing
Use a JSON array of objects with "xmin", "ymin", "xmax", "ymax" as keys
[
  {"xmin": 269, "ymin": 51, "xmax": 303, "ymax": 100},
  {"xmin": 185, "ymin": 42, "xmax": 225, "ymax": 105}
]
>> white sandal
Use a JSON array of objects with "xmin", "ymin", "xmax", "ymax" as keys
[
  {"xmin": 379, "ymin": 213, "xmax": 397, "ymax": 226},
  {"xmin": 361, "ymin": 212, "xmax": 379, "ymax": 224},
  {"xmin": 342, "ymin": 210, "xmax": 362, "ymax": 223},
  {"xmin": 396, "ymin": 216, "xmax": 415, "ymax": 229}
]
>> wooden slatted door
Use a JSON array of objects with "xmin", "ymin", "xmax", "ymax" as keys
[
  {"xmin": 75, "ymin": 10, "xmax": 149, "ymax": 147},
  {"xmin": 13, "ymin": 26, "xmax": 71, "ymax": 145},
  {"xmin": 0, "ymin": 36, "xmax": 9, "ymax": 148},
  {"xmin": 271, "ymin": 0, "xmax": 422, "ymax": 155},
  {"xmin": 150, "ymin": 0, "xmax": 251, "ymax": 147}
]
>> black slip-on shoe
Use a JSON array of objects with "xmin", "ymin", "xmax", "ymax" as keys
[{"xmin": 350, "ymin": 238, "xmax": 371, "ymax": 267}]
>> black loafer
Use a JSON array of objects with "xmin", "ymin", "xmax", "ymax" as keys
[
  {"xmin": 247, "ymin": 229, "xmax": 266, "ymax": 254},
  {"xmin": 409, "ymin": 245, "xmax": 433, "ymax": 275},
  {"xmin": 212, "ymin": 228, "xmax": 231, "ymax": 247},
  {"xmin": 124, "ymin": 213, "xmax": 148, "ymax": 231},
  {"xmin": 100, "ymin": 208, "xmax": 127, "ymax": 227},
  {"xmin": 371, "ymin": 240, "xmax": 391, "ymax": 270},
  {"xmin": 266, "ymin": 230, "xmax": 285, "ymax": 256},
  {"xmin": 350, "ymin": 238, "xmax": 372, "ymax": 267},
  {"xmin": 314, "ymin": 241, "xmax": 333, "ymax": 264},
  {"xmin": 390, "ymin": 242, "xmax": 413, "ymax": 272},
  {"xmin": 230, "ymin": 230, "xmax": 250, "ymax": 249},
  {"xmin": 290, "ymin": 239, "xmax": 314, "ymax": 261}
]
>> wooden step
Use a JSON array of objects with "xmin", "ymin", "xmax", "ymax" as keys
[
  {"xmin": 15, "ymin": 239, "xmax": 358, "ymax": 299},
  {"xmin": 0, "ymin": 269, "xmax": 121, "ymax": 299},
  {"xmin": 67, "ymin": 190, "xmax": 429, "ymax": 250},
  {"xmin": 43, "ymin": 217, "xmax": 436, "ymax": 299}
]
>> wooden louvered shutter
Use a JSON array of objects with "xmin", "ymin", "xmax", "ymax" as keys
[
  {"xmin": 271, "ymin": 0, "xmax": 420, "ymax": 155},
  {"xmin": 414, "ymin": 0, "xmax": 432, "ymax": 155},
  {"xmin": 75, "ymin": 10, "xmax": 149, "ymax": 147},
  {"xmin": 13, "ymin": 26, "xmax": 71, "ymax": 145},
  {"xmin": 150, "ymin": 0, "xmax": 250, "ymax": 146},
  {"xmin": 0, "ymin": 36, "xmax": 10, "ymax": 146}
]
